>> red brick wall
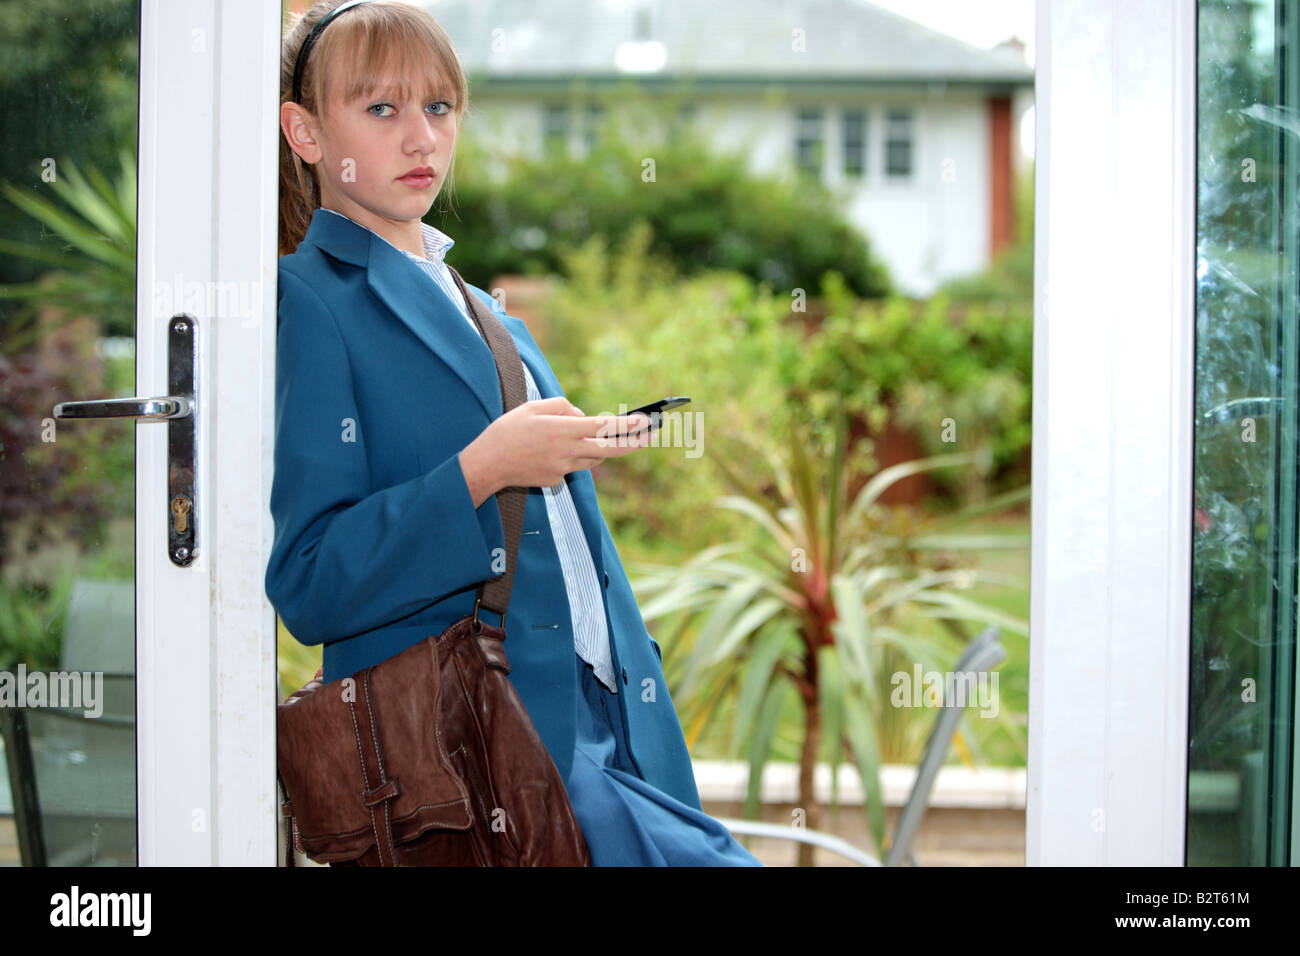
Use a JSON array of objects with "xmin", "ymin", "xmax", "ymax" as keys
[{"xmin": 988, "ymin": 96, "xmax": 1014, "ymax": 258}]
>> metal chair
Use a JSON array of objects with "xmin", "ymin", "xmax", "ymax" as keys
[
  {"xmin": 1, "ymin": 577, "xmax": 136, "ymax": 866},
  {"xmin": 717, "ymin": 625, "xmax": 1006, "ymax": 866}
]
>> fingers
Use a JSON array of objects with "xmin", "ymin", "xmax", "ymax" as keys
[
  {"xmin": 581, "ymin": 430, "xmax": 652, "ymax": 454},
  {"xmin": 532, "ymin": 411, "xmax": 651, "ymax": 440},
  {"xmin": 528, "ymin": 396, "xmax": 583, "ymax": 416},
  {"xmin": 557, "ymin": 426, "xmax": 652, "ymax": 478},
  {"xmin": 590, "ymin": 412, "xmax": 651, "ymax": 438},
  {"xmin": 525, "ymin": 399, "xmax": 650, "ymax": 438},
  {"xmin": 566, "ymin": 438, "xmax": 647, "ymax": 476}
]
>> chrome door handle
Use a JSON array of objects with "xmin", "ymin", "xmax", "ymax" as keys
[
  {"xmin": 52, "ymin": 314, "xmax": 199, "ymax": 567},
  {"xmin": 53, "ymin": 396, "xmax": 191, "ymax": 419}
]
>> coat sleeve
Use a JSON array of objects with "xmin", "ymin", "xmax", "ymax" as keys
[{"xmin": 265, "ymin": 269, "xmax": 505, "ymax": 645}]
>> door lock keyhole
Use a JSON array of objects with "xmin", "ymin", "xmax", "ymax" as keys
[{"xmin": 171, "ymin": 494, "xmax": 192, "ymax": 533}]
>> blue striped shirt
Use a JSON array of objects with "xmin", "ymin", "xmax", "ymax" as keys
[{"xmin": 320, "ymin": 208, "xmax": 618, "ymax": 692}]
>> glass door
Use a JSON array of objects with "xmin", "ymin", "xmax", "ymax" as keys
[
  {"xmin": 1191, "ymin": 0, "xmax": 1297, "ymax": 866},
  {"xmin": 1, "ymin": 0, "xmax": 281, "ymax": 866},
  {"xmin": 0, "ymin": 0, "xmax": 141, "ymax": 866}
]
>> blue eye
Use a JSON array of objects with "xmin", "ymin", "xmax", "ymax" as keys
[{"xmin": 368, "ymin": 101, "xmax": 450, "ymax": 117}]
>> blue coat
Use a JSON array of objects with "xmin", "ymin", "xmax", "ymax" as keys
[{"xmin": 266, "ymin": 208, "xmax": 703, "ymax": 812}]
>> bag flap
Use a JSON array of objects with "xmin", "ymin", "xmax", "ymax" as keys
[{"xmin": 277, "ymin": 635, "xmax": 473, "ymax": 860}]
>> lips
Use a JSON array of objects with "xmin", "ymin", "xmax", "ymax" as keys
[{"xmin": 399, "ymin": 166, "xmax": 435, "ymax": 187}]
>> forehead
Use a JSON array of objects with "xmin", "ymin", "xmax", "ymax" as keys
[{"xmin": 331, "ymin": 49, "xmax": 456, "ymax": 106}]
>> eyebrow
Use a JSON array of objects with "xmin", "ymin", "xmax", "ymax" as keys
[{"xmin": 367, "ymin": 84, "xmax": 452, "ymax": 100}]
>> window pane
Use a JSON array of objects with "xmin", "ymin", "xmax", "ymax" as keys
[
  {"xmin": 543, "ymin": 104, "xmax": 569, "ymax": 155},
  {"xmin": 0, "ymin": 0, "xmax": 140, "ymax": 867},
  {"xmin": 843, "ymin": 108, "xmax": 865, "ymax": 177},
  {"xmin": 1191, "ymin": 0, "xmax": 1296, "ymax": 866},
  {"xmin": 583, "ymin": 104, "xmax": 603, "ymax": 153},
  {"xmin": 885, "ymin": 108, "xmax": 912, "ymax": 177},
  {"xmin": 795, "ymin": 107, "xmax": 824, "ymax": 178}
]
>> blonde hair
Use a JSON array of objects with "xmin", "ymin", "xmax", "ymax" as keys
[{"xmin": 279, "ymin": 0, "xmax": 469, "ymax": 257}]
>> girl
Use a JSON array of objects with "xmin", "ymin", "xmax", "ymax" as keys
[{"xmin": 270, "ymin": 0, "xmax": 761, "ymax": 867}]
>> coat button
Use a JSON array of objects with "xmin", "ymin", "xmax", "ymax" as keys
[
  {"xmin": 604, "ymin": 571, "xmax": 610, "ymax": 588},
  {"xmin": 622, "ymin": 667, "xmax": 628, "ymax": 685}
]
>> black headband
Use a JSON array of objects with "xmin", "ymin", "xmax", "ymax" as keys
[{"xmin": 291, "ymin": 0, "xmax": 372, "ymax": 105}]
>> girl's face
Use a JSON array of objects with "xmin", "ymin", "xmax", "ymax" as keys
[{"xmin": 306, "ymin": 68, "xmax": 457, "ymax": 241}]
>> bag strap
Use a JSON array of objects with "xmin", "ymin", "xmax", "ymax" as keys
[
  {"xmin": 446, "ymin": 265, "xmax": 528, "ymax": 626},
  {"xmin": 279, "ymin": 674, "xmax": 404, "ymax": 867},
  {"xmin": 353, "ymin": 670, "xmax": 401, "ymax": 866},
  {"xmin": 278, "ymin": 773, "xmax": 296, "ymax": 867}
]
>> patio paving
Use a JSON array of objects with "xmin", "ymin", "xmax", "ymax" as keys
[{"xmin": 1, "ymin": 804, "xmax": 1025, "ymax": 866}]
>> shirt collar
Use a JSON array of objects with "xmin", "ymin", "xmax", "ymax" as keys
[{"xmin": 319, "ymin": 207, "xmax": 455, "ymax": 264}]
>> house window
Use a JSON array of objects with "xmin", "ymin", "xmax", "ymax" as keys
[
  {"xmin": 543, "ymin": 104, "xmax": 569, "ymax": 155},
  {"xmin": 842, "ymin": 108, "xmax": 866, "ymax": 177},
  {"xmin": 673, "ymin": 104, "xmax": 695, "ymax": 143},
  {"xmin": 795, "ymin": 107, "xmax": 824, "ymax": 178},
  {"xmin": 885, "ymin": 108, "xmax": 913, "ymax": 177},
  {"xmin": 582, "ymin": 105, "xmax": 604, "ymax": 154}
]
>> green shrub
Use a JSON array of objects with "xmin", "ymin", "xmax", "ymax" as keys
[
  {"xmin": 435, "ymin": 88, "xmax": 891, "ymax": 299},
  {"xmin": 539, "ymin": 228, "xmax": 1033, "ymax": 556}
]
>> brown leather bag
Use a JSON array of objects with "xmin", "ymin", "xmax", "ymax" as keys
[{"xmin": 276, "ymin": 266, "xmax": 591, "ymax": 867}]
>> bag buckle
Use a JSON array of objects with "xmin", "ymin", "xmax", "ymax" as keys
[
  {"xmin": 472, "ymin": 595, "xmax": 505, "ymax": 632},
  {"xmin": 363, "ymin": 778, "xmax": 401, "ymax": 807}
]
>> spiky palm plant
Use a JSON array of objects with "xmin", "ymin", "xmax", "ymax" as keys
[
  {"xmin": 0, "ymin": 149, "xmax": 136, "ymax": 354},
  {"xmin": 631, "ymin": 403, "xmax": 1028, "ymax": 863}
]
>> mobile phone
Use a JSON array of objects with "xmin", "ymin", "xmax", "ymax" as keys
[{"xmin": 619, "ymin": 396, "xmax": 691, "ymax": 434}]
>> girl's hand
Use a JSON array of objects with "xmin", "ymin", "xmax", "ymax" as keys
[{"xmin": 458, "ymin": 397, "xmax": 653, "ymax": 507}]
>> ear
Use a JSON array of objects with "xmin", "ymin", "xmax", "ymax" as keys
[{"xmin": 280, "ymin": 101, "xmax": 323, "ymax": 165}]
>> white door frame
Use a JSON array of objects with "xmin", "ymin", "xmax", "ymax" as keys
[
  {"xmin": 136, "ymin": 0, "xmax": 280, "ymax": 865},
  {"xmin": 1027, "ymin": 0, "xmax": 1196, "ymax": 865},
  {"xmin": 130, "ymin": 0, "xmax": 1204, "ymax": 867}
]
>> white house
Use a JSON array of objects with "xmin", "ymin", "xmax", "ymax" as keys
[{"xmin": 426, "ymin": 0, "xmax": 1035, "ymax": 296}]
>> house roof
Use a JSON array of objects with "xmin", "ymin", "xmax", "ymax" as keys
[{"xmin": 425, "ymin": 0, "xmax": 1034, "ymax": 87}]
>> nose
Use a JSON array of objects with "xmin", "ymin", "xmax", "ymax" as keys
[{"xmin": 403, "ymin": 108, "xmax": 439, "ymax": 157}]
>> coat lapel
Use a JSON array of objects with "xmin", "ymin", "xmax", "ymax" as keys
[
  {"xmin": 302, "ymin": 209, "xmax": 502, "ymax": 419},
  {"xmin": 299, "ymin": 209, "xmax": 607, "ymax": 582}
]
